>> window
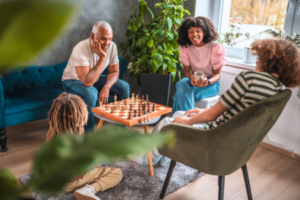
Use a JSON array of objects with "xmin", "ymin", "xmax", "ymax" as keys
[{"xmin": 195, "ymin": 0, "xmax": 300, "ymax": 60}]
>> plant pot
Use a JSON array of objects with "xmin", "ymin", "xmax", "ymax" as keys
[
  {"xmin": 243, "ymin": 47, "xmax": 257, "ymax": 64},
  {"xmin": 141, "ymin": 73, "xmax": 171, "ymax": 106}
]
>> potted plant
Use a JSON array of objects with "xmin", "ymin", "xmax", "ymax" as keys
[
  {"xmin": 218, "ymin": 23, "xmax": 253, "ymax": 63},
  {"xmin": 119, "ymin": 0, "xmax": 190, "ymax": 106}
]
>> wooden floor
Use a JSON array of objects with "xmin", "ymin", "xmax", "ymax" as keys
[{"xmin": 1, "ymin": 119, "xmax": 300, "ymax": 200}]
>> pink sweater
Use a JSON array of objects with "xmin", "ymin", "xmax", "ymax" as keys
[{"xmin": 179, "ymin": 42, "xmax": 226, "ymax": 77}]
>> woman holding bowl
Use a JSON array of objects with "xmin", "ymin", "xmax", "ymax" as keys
[{"xmin": 173, "ymin": 16, "xmax": 226, "ymax": 114}]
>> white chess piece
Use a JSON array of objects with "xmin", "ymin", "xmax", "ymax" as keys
[
  {"xmin": 147, "ymin": 114, "xmax": 150, "ymax": 122},
  {"xmin": 99, "ymin": 102, "xmax": 105, "ymax": 110}
]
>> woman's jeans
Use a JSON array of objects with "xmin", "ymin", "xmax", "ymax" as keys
[
  {"xmin": 62, "ymin": 76, "xmax": 130, "ymax": 131},
  {"xmin": 172, "ymin": 77, "xmax": 220, "ymax": 114}
]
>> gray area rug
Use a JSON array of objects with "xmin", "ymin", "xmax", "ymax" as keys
[{"xmin": 20, "ymin": 159, "xmax": 204, "ymax": 200}]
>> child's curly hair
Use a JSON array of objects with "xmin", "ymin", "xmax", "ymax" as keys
[
  {"xmin": 46, "ymin": 92, "xmax": 88, "ymax": 140},
  {"xmin": 177, "ymin": 16, "xmax": 219, "ymax": 47},
  {"xmin": 251, "ymin": 38, "xmax": 300, "ymax": 88}
]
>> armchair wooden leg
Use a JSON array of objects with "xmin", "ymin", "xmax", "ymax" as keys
[
  {"xmin": 0, "ymin": 128, "xmax": 8, "ymax": 152},
  {"xmin": 218, "ymin": 176, "xmax": 225, "ymax": 200},
  {"xmin": 159, "ymin": 160, "xmax": 176, "ymax": 199},
  {"xmin": 242, "ymin": 164, "xmax": 253, "ymax": 200}
]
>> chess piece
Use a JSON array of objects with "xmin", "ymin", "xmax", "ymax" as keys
[
  {"xmin": 128, "ymin": 111, "xmax": 132, "ymax": 119},
  {"xmin": 134, "ymin": 110, "xmax": 137, "ymax": 117},
  {"xmin": 99, "ymin": 102, "xmax": 105, "ymax": 110},
  {"xmin": 136, "ymin": 94, "xmax": 139, "ymax": 100},
  {"xmin": 132, "ymin": 93, "xmax": 135, "ymax": 100},
  {"xmin": 138, "ymin": 108, "xmax": 141, "ymax": 116},
  {"xmin": 142, "ymin": 95, "xmax": 144, "ymax": 101},
  {"xmin": 141, "ymin": 116, "xmax": 144, "ymax": 123},
  {"xmin": 111, "ymin": 107, "xmax": 114, "ymax": 113},
  {"xmin": 152, "ymin": 102, "xmax": 155, "ymax": 111},
  {"xmin": 130, "ymin": 104, "xmax": 132, "ymax": 110},
  {"xmin": 114, "ymin": 94, "xmax": 117, "ymax": 102},
  {"xmin": 146, "ymin": 94, "xmax": 149, "ymax": 101},
  {"xmin": 147, "ymin": 114, "xmax": 150, "ymax": 122},
  {"xmin": 147, "ymin": 102, "xmax": 150, "ymax": 113}
]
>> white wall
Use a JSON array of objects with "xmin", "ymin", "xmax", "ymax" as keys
[{"xmin": 220, "ymin": 66, "xmax": 300, "ymax": 155}]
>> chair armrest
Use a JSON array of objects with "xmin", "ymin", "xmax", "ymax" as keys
[{"xmin": 158, "ymin": 124, "xmax": 211, "ymax": 172}]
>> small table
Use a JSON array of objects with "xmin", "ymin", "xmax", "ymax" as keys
[{"xmin": 92, "ymin": 99, "xmax": 172, "ymax": 177}]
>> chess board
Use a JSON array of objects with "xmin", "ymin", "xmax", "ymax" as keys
[{"xmin": 92, "ymin": 99, "xmax": 172, "ymax": 126}]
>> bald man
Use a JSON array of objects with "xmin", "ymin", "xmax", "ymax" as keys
[{"xmin": 62, "ymin": 21, "xmax": 130, "ymax": 131}]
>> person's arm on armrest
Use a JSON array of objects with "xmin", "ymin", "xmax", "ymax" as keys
[{"xmin": 172, "ymin": 101, "xmax": 228, "ymax": 125}]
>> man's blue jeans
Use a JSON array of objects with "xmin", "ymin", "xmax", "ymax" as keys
[
  {"xmin": 62, "ymin": 76, "xmax": 130, "ymax": 131},
  {"xmin": 172, "ymin": 77, "xmax": 220, "ymax": 114}
]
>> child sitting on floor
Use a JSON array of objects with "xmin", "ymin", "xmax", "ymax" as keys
[{"xmin": 46, "ymin": 92, "xmax": 123, "ymax": 200}]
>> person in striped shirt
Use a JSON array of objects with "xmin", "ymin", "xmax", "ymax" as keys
[{"xmin": 139, "ymin": 38, "xmax": 300, "ymax": 166}]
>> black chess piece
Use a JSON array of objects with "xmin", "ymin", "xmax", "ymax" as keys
[
  {"xmin": 111, "ymin": 107, "xmax": 113, "ymax": 113},
  {"xmin": 134, "ymin": 110, "xmax": 137, "ymax": 117},
  {"xmin": 138, "ymin": 108, "xmax": 141, "ymax": 116},
  {"xmin": 147, "ymin": 103, "xmax": 150, "ymax": 113},
  {"xmin": 152, "ymin": 102, "xmax": 155, "ymax": 111},
  {"xmin": 130, "ymin": 104, "xmax": 132, "ymax": 110},
  {"xmin": 128, "ymin": 111, "xmax": 132, "ymax": 119}
]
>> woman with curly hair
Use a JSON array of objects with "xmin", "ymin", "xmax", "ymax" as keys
[
  {"xmin": 173, "ymin": 16, "xmax": 226, "ymax": 114},
  {"xmin": 47, "ymin": 93, "xmax": 123, "ymax": 200},
  {"xmin": 145, "ymin": 38, "xmax": 300, "ymax": 165}
]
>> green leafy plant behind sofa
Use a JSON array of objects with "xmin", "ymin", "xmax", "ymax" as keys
[{"xmin": 119, "ymin": 0, "xmax": 190, "ymax": 83}]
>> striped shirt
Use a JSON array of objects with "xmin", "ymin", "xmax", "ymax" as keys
[{"xmin": 207, "ymin": 71, "xmax": 283, "ymax": 129}]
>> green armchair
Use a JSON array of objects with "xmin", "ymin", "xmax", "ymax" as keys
[{"xmin": 158, "ymin": 89, "xmax": 291, "ymax": 200}]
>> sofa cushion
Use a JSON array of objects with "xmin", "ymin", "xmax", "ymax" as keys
[{"xmin": 4, "ymin": 85, "xmax": 63, "ymax": 115}]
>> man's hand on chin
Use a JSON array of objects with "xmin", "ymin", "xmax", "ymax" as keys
[
  {"xmin": 171, "ymin": 116, "xmax": 192, "ymax": 125},
  {"xmin": 98, "ymin": 86, "xmax": 110, "ymax": 104},
  {"xmin": 92, "ymin": 41, "xmax": 107, "ymax": 58}
]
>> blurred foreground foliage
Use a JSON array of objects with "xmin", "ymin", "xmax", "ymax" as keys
[{"xmin": 0, "ymin": 126, "xmax": 175, "ymax": 200}]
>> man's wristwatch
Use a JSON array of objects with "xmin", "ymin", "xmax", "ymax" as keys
[{"xmin": 207, "ymin": 79, "xmax": 212, "ymax": 86}]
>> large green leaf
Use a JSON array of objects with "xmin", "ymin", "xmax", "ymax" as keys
[
  {"xmin": 30, "ymin": 126, "xmax": 174, "ymax": 194},
  {"xmin": 133, "ymin": 16, "xmax": 142, "ymax": 33},
  {"xmin": 0, "ymin": 168, "xmax": 21, "ymax": 200},
  {"xmin": 165, "ymin": 17, "xmax": 172, "ymax": 31},
  {"xmin": 167, "ymin": 60, "xmax": 177, "ymax": 72},
  {"xmin": 185, "ymin": 9, "xmax": 191, "ymax": 15},
  {"xmin": 153, "ymin": 53, "xmax": 163, "ymax": 66},
  {"xmin": 155, "ymin": 30, "xmax": 166, "ymax": 41},
  {"xmin": 147, "ymin": 7, "xmax": 154, "ymax": 19},
  {"xmin": 151, "ymin": 49, "xmax": 158, "ymax": 57},
  {"xmin": 0, "ymin": 0, "xmax": 74, "ymax": 70},
  {"xmin": 138, "ymin": 0, "xmax": 147, "ymax": 6},
  {"xmin": 162, "ymin": 62, "xmax": 168, "ymax": 71},
  {"xmin": 167, "ymin": 32, "xmax": 174, "ymax": 41},
  {"xmin": 147, "ymin": 39, "xmax": 154, "ymax": 48}
]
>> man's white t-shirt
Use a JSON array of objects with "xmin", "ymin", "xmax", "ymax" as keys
[{"xmin": 62, "ymin": 38, "xmax": 119, "ymax": 81}]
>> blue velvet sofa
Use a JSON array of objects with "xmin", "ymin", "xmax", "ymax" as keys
[{"xmin": 0, "ymin": 57, "xmax": 128, "ymax": 152}]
